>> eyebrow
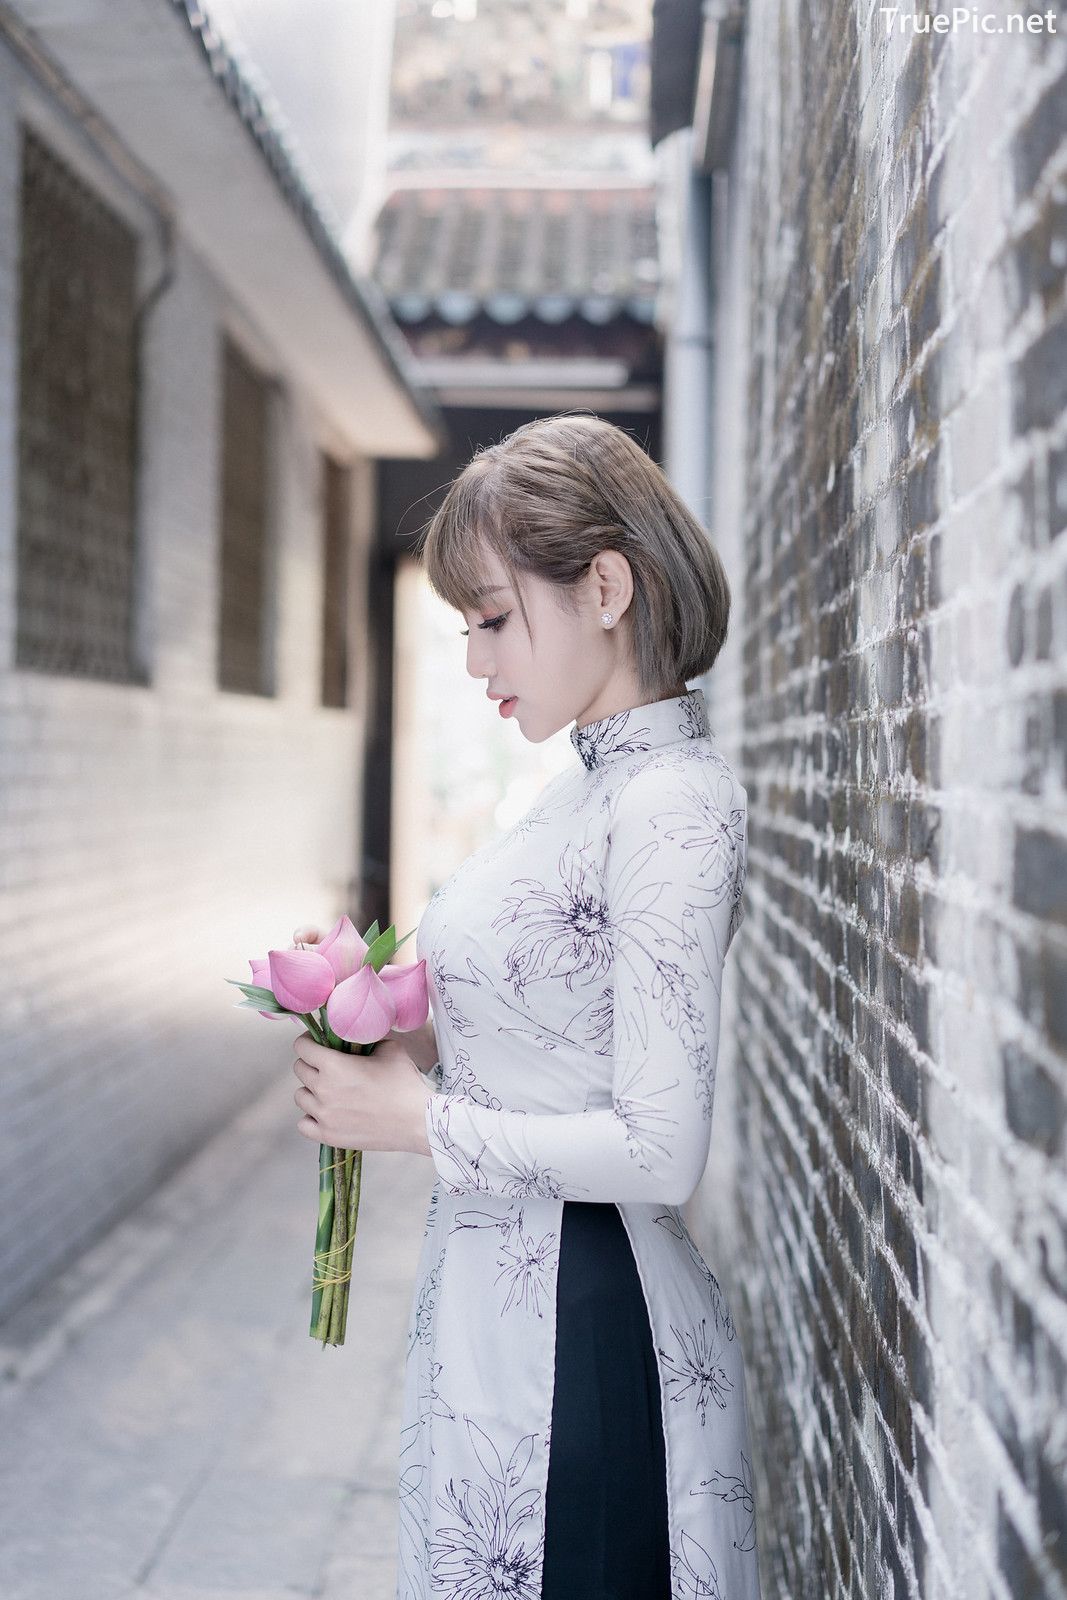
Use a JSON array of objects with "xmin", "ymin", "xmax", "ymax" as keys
[{"xmin": 470, "ymin": 585, "xmax": 509, "ymax": 600}]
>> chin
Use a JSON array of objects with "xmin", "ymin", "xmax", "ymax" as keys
[{"xmin": 521, "ymin": 714, "xmax": 567, "ymax": 746}]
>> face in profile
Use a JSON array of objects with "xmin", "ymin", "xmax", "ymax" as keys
[{"xmin": 459, "ymin": 546, "xmax": 616, "ymax": 744}]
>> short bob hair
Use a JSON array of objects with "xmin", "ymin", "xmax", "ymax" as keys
[{"xmin": 413, "ymin": 411, "xmax": 731, "ymax": 699}]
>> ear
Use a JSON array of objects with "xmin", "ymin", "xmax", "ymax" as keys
[{"xmin": 589, "ymin": 549, "xmax": 633, "ymax": 621}]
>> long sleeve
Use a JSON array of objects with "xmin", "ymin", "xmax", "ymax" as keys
[{"xmin": 423, "ymin": 765, "xmax": 744, "ymax": 1206}]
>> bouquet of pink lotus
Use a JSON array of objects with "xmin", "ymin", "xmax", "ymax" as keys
[{"xmin": 226, "ymin": 913, "xmax": 429, "ymax": 1347}]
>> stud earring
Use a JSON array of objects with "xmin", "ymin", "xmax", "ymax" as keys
[{"xmin": 601, "ymin": 612, "xmax": 613, "ymax": 626}]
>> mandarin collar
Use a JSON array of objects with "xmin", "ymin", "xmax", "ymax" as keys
[{"xmin": 569, "ymin": 687, "xmax": 711, "ymax": 772}]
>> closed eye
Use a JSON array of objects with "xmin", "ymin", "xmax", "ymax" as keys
[{"xmin": 460, "ymin": 612, "xmax": 509, "ymax": 636}]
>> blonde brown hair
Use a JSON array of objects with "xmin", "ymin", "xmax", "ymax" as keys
[{"xmin": 413, "ymin": 411, "xmax": 731, "ymax": 697}]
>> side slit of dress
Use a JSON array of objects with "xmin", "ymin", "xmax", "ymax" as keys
[{"xmin": 540, "ymin": 1199, "xmax": 672, "ymax": 1600}]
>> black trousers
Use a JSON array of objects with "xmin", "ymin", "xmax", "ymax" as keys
[{"xmin": 541, "ymin": 1200, "xmax": 672, "ymax": 1599}]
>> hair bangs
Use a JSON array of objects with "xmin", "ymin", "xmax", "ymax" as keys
[{"xmin": 416, "ymin": 457, "xmax": 532, "ymax": 632}]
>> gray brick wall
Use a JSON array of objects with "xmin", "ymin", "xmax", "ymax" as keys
[
  {"xmin": 691, "ymin": 8, "xmax": 1067, "ymax": 1599},
  {"xmin": 0, "ymin": 43, "xmax": 377, "ymax": 1328}
]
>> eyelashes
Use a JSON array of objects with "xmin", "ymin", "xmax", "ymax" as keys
[{"xmin": 460, "ymin": 612, "xmax": 509, "ymax": 637}]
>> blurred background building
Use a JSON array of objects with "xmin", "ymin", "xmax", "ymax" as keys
[
  {"xmin": 192, "ymin": 0, "xmax": 668, "ymax": 937},
  {"xmin": 376, "ymin": 0, "xmax": 666, "ymax": 930}
]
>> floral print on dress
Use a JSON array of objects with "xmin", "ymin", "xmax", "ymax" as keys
[
  {"xmin": 570, "ymin": 689, "xmax": 711, "ymax": 773},
  {"xmin": 492, "ymin": 840, "xmax": 613, "ymax": 997},
  {"xmin": 658, "ymin": 1315, "xmax": 735, "ymax": 1427},
  {"xmin": 399, "ymin": 687, "xmax": 762, "ymax": 1600},
  {"xmin": 447, "ymin": 1206, "xmax": 560, "ymax": 1319},
  {"xmin": 441, "ymin": 1046, "xmax": 503, "ymax": 1108},
  {"xmin": 430, "ymin": 950, "xmax": 479, "ymax": 1039},
  {"xmin": 429, "ymin": 1417, "xmax": 544, "ymax": 1600},
  {"xmin": 672, "ymin": 1528, "xmax": 726, "ymax": 1600},
  {"xmin": 417, "ymin": 1357, "xmax": 456, "ymax": 1441},
  {"xmin": 397, "ymin": 1421, "xmax": 431, "ymax": 1600},
  {"xmin": 653, "ymin": 1207, "xmax": 737, "ymax": 1340},
  {"xmin": 694, "ymin": 1447, "xmax": 758, "ymax": 1554},
  {"xmin": 426, "ymin": 1097, "xmax": 593, "ymax": 1199},
  {"xmin": 408, "ymin": 1246, "xmax": 446, "ymax": 1354},
  {"xmin": 423, "ymin": 1181, "xmax": 440, "ymax": 1238},
  {"xmin": 462, "ymin": 954, "xmax": 603, "ymax": 1057}
]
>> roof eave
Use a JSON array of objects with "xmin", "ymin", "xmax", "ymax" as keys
[{"xmin": 4, "ymin": 0, "xmax": 445, "ymax": 459}]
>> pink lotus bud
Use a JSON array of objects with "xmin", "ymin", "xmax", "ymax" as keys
[
  {"xmin": 249, "ymin": 957, "xmax": 286, "ymax": 1020},
  {"xmin": 317, "ymin": 914, "xmax": 371, "ymax": 983},
  {"xmin": 267, "ymin": 948, "xmax": 336, "ymax": 1013},
  {"xmin": 326, "ymin": 963, "xmax": 397, "ymax": 1045},
  {"xmin": 379, "ymin": 959, "xmax": 430, "ymax": 1032}
]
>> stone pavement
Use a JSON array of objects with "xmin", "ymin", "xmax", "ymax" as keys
[{"xmin": 0, "ymin": 1073, "xmax": 433, "ymax": 1600}]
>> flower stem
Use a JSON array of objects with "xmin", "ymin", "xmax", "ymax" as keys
[
  {"xmin": 306, "ymin": 1026, "xmax": 370, "ymax": 1347},
  {"xmin": 339, "ymin": 1149, "xmax": 362, "ymax": 1333},
  {"xmin": 326, "ymin": 1141, "xmax": 350, "ymax": 1345},
  {"xmin": 310, "ymin": 1141, "xmax": 336, "ymax": 1340}
]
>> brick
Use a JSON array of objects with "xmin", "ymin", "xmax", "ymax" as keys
[
  {"xmin": 996, "ymin": 1497, "xmax": 1046, "ymax": 1596},
  {"xmin": 1014, "ymin": 827, "xmax": 1067, "ymax": 927},
  {"xmin": 1012, "ymin": 71, "xmax": 1067, "ymax": 201},
  {"xmin": 1003, "ymin": 1044, "xmax": 1065, "ymax": 1155},
  {"xmin": 1051, "ymin": 441, "xmax": 1067, "ymax": 540},
  {"xmin": 1043, "ymin": 940, "xmax": 1067, "ymax": 1053},
  {"xmin": 1013, "ymin": 314, "xmax": 1067, "ymax": 436}
]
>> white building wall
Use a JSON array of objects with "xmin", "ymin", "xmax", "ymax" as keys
[{"xmin": 0, "ymin": 34, "xmax": 376, "ymax": 1323}]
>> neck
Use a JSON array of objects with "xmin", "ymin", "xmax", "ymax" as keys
[{"xmin": 575, "ymin": 677, "xmax": 688, "ymax": 731}]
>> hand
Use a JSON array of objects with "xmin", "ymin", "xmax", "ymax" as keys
[
  {"xmin": 291, "ymin": 1031, "xmax": 433, "ymax": 1156},
  {"xmin": 291, "ymin": 924, "xmax": 323, "ymax": 947},
  {"xmin": 393, "ymin": 1017, "xmax": 440, "ymax": 1073}
]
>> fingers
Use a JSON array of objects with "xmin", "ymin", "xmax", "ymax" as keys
[
  {"xmin": 293, "ymin": 1032, "xmax": 326, "ymax": 1072},
  {"xmin": 292, "ymin": 1028, "xmax": 324, "ymax": 1142},
  {"xmin": 292, "ymin": 925, "xmax": 322, "ymax": 946}
]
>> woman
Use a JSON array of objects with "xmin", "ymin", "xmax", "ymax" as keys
[{"xmin": 290, "ymin": 413, "xmax": 763, "ymax": 1600}]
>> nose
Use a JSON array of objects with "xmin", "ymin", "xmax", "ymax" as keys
[{"xmin": 465, "ymin": 631, "xmax": 494, "ymax": 681}]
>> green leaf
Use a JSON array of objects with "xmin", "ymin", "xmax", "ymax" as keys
[
  {"xmin": 234, "ymin": 997, "xmax": 288, "ymax": 1012},
  {"xmin": 362, "ymin": 919, "xmax": 381, "ymax": 944},
  {"xmin": 225, "ymin": 979, "xmax": 281, "ymax": 1004},
  {"xmin": 362, "ymin": 924, "xmax": 398, "ymax": 971}
]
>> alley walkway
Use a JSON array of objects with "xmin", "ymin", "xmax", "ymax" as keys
[{"xmin": 0, "ymin": 1074, "xmax": 431, "ymax": 1600}]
